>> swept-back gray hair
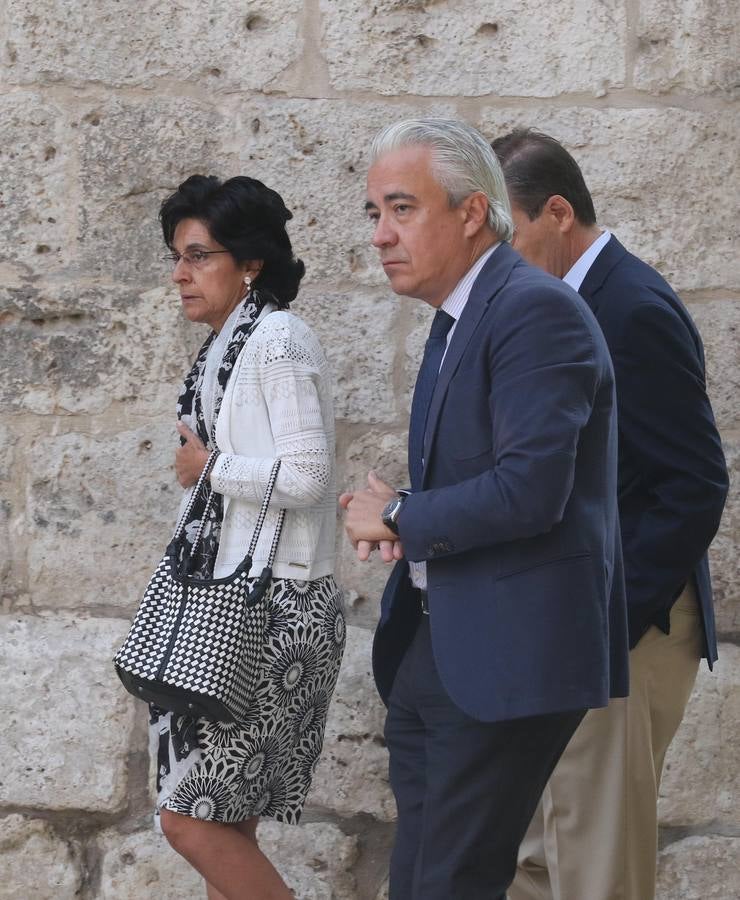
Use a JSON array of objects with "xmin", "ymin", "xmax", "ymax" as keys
[{"xmin": 369, "ymin": 117, "xmax": 514, "ymax": 241}]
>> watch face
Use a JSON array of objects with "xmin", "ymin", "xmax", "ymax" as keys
[{"xmin": 382, "ymin": 498, "xmax": 402, "ymax": 534}]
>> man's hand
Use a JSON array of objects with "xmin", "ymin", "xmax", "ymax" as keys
[
  {"xmin": 339, "ymin": 471, "xmax": 405, "ymax": 562},
  {"xmin": 175, "ymin": 422, "xmax": 210, "ymax": 488}
]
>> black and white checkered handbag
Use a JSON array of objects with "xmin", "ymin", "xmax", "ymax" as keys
[{"xmin": 113, "ymin": 455, "xmax": 285, "ymax": 722}]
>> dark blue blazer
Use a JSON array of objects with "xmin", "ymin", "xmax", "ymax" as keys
[
  {"xmin": 373, "ymin": 243, "xmax": 630, "ymax": 723},
  {"xmin": 578, "ymin": 236, "xmax": 728, "ymax": 665}
]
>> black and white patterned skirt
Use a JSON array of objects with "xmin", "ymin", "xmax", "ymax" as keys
[{"xmin": 150, "ymin": 574, "xmax": 345, "ymax": 826}]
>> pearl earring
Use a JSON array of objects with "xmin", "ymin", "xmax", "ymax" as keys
[{"xmin": 244, "ymin": 275, "xmax": 252, "ymax": 290}]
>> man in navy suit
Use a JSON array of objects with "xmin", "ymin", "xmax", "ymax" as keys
[
  {"xmin": 341, "ymin": 118, "xmax": 630, "ymax": 899},
  {"xmin": 493, "ymin": 128, "xmax": 729, "ymax": 900}
]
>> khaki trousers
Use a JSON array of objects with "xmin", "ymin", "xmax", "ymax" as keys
[{"xmin": 509, "ymin": 582, "xmax": 703, "ymax": 900}]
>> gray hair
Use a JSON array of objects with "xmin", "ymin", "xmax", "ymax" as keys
[{"xmin": 369, "ymin": 117, "xmax": 514, "ymax": 241}]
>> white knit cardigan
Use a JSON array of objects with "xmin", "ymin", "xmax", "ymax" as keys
[{"xmin": 179, "ymin": 304, "xmax": 336, "ymax": 581}]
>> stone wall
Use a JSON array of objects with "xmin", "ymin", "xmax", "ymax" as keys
[{"xmin": 1, "ymin": 1, "xmax": 738, "ymax": 897}]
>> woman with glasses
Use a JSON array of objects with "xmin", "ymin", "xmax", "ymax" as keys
[{"xmin": 151, "ymin": 175, "xmax": 345, "ymax": 900}]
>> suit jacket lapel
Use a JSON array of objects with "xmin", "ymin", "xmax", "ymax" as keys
[{"xmin": 422, "ymin": 243, "xmax": 519, "ymax": 483}]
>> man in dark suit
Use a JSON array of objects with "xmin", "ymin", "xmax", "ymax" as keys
[
  {"xmin": 341, "ymin": 118, "xmax": 630, "ymax": 900},
  {"xmin": 492, "ymin": 128, "xmax": 729, "ymax": 900}
]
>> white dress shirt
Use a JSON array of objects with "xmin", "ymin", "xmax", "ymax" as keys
[
  {"xmin": 562, "ymin": 230, "xmax": 611, "ymax": 292},
  {"xmin": 408, "ymin": 242, "xmax": 499, "ymax": 590}
]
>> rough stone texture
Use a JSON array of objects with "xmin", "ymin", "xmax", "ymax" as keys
[
  {"xmin": 0, "ymin": 614, "xmax": 135, "ymax": 811},
  {"xmin": 688, "ymin": 299, "xmax": 740, "ymax": 434},
  {"xmin": 710, "ymin": 442, "xmax": 739, "ymax": 635},
  {"xmin": 1, "ymin": 1, "xmax": 303, "ymax": 91},
  {"xmin": 97, "ymin": 829, "xmax": 204, "ymax": 899},
  {"xmin": 634, "ymin": 0, "xmax": 740, "ymax": 96},
  {"xmin": 479, "ymin": 106, "xmax": 740, "ymax": 294},
  {"xmin": 76, "ymin": 97, "xmax": 232, "ymax": 285},
  {"xmin": 0, "ymin": 284, "xmax": 196, "ymax": 416},
  {"xmin": 0, "ymin": 93, "xmax": 72, "ymax": 275},
  {"xmin": 25, "ymin": 423, "xmax": 182, "ymax": 611},
  {"xmin": 375, "ymin": 881, "xmax": 389, "ymax": 900},
  {"xmin": 336, "ymin": 429, "xmax": 408, "ymax": 626},
  {"xmin": 300, "ymin": 287, "xmax": 401, "ymax": 424},
  {"xmin": 230, "ymin": 98, "xmax": 457, "ymax": 287},
  {"xmin": 1, "ymin": 1, "xmax": 737, "ymax": 895},
  {"xmin": 98, "ymin": 823, "xmax": 361, "ymax": 899},
  {"xmin": 309, "ymin": 625, "xmax": 395, "ymax": 821},
  {"xmin": 656, "ymin": 835, "xmax": 740, "ymax": 899},
  {"xmin": 258, "ymin": 820, "xmax": 359, "ymax": 899},
  {"xmin": 659, "ymin": 644, "xmax": 740, "ymax": 826},
  {"xmin": 320, "ymin": 0, "xmax": 625, "ymax": 97},
  {"xmin": 0, "ymin": 815, "xmax": 82, "ymax": 899}
]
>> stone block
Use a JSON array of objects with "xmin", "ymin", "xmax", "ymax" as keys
[
  {"xmin": 481, "ymin": 106, "xmax": 739, "ymax": 294},
  {"xmin": 0, "ymin": 93, "xmax": 73, "ymax": 274},
  {"xmin": 258, "ymin": 820, "xmax": 359, "ymax": 899},
  {"xmin": 709, "ymin": 442, "xmax": 739, "ymax": 635},
  {"xmin": 336, "ymin": 430, "xmax": 408, "ymax": 625},
  {"xmin": 308, "ymin": 625, "xmax": 395, "ymax": 821},
  {"xmin": 98, "ymin": 817, "xmax": 358, "ymax": 899},
  {"xmin": 687, "ymin": 299, "xmax": 740, "ymax": 433},
  {"xmin": 98, "ymin": 829, "xmax": 203, "ymax": 900},
  {"xmin": 231, "ymin": 97, "xmax": 457, "ymax": 286},
  {"xmin": 0, "ymin": 815, "xmax": 82, "ymax": 900},
  {"xmin": 659, "ymin": 643, "xmax": 740, "ymax": 826},
  {"xmin": 0, "ymin": 614, "xmax": 136, "ymax": 811},
  {"xmin": 319, "ymin": 0, "xmax": 625, "ymax": 97},
  {"xmin": 25, "ymin": 422, "xmax": 182, "ymax": 612},
  {"xmin": 0, "ymin": 284, "xmax": 199, "ymax": 416},
  {"xmin": 300, "ymin": 287, "xmax": 401, "ymax": 424},
  {"xmin": 634, "ymin": 0, "xmax": 740, "ymax": 96},
  {"xmin": 2, "ymin": 1, "xmax": 301, "ymax": 91},
  {"xmin": 75, "ymin": 96, "xmax": 233, "ymax": 285},
  {"xmin": 656, "ymin": 835, "xmax": 740, "ymax": 899}
]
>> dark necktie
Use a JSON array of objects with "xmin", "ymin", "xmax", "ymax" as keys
[{"xmin": 408, "ymin": 309, "xmax": 455, "ymax": 491}]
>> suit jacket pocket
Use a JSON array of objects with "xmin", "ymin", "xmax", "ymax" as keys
[{"xmin": 496, "ymin": 551, "xmax": 592, "ymax": 582}]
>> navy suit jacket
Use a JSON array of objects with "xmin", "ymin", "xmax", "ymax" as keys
[
  {"xmin": 373, "ymin": 243, "xmax": 630, "ymax": 723},
  {"xmin": 578, "ymin": 236, "xmax": 728, "ymax": 665}
]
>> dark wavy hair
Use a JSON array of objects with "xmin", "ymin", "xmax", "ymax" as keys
[
  {"xmin": 491, "ymin": 128, "xmax": 597, "ymax": 226},
  {"xmin": 159, "ymin": 175, "xmax": 305, "ymax": 308}
]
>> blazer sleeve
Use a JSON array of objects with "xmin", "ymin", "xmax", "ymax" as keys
[
  {"xmin": 399, "ymin": 286, "xmax": 602, "ymax": 560},
  {"xmin": 610, "ymin": 301, "xmax": 728, "ymax": 612},
  {"xmin": 210, "ymin": 319, "xmax": 332, "ymax": 509}
]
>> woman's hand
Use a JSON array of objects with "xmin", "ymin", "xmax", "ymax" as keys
[{"xmin": 175, "ymin": 422, "xmax": 211, "ymax": 488}]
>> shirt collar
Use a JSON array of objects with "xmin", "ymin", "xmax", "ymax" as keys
[
  {"xmin": 562, "ymin": 230, "xmax": 611, "ymax": 292},
  {"xmin": 440, "ymin": 242, "xmax": 500, "ymax": 321}
]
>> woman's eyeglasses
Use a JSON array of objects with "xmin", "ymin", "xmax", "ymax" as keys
[{"xmin": 162, "ymin": 249, "xmax": 230, "ymax": 270}]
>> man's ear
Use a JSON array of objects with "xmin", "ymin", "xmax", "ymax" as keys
[
  {"xmin": 543, "ymin": 195, "xmax": 576, "ymax": 233},
  {"xmin": 461, "ymin": 191, "xmax": 491, "ymax": 237}
]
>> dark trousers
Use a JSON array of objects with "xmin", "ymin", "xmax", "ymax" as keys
[{"xmin": 385, "ymin": 617, "xmax": 585, "ymax": 900}]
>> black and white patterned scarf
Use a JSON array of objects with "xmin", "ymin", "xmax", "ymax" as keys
[{"xmin": 176, "ymin": 296, "xmax": 263, "ymax": 578}]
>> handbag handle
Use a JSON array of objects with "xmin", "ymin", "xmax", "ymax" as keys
[
  {"xmin": 174, "ymin": 453, "xmax": 286, "ymax": 568},
  {"xmin": 247, "ymin": 460, "xmax": 286, "ymax": 568},
  {"xmin": 173, "ymin": 448, "xmax": 221, "ymax": 551}
]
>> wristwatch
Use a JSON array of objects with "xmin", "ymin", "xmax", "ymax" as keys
[{"xmin": 381, "ymin": 490, "xmax": 410, "ymax": 535}]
